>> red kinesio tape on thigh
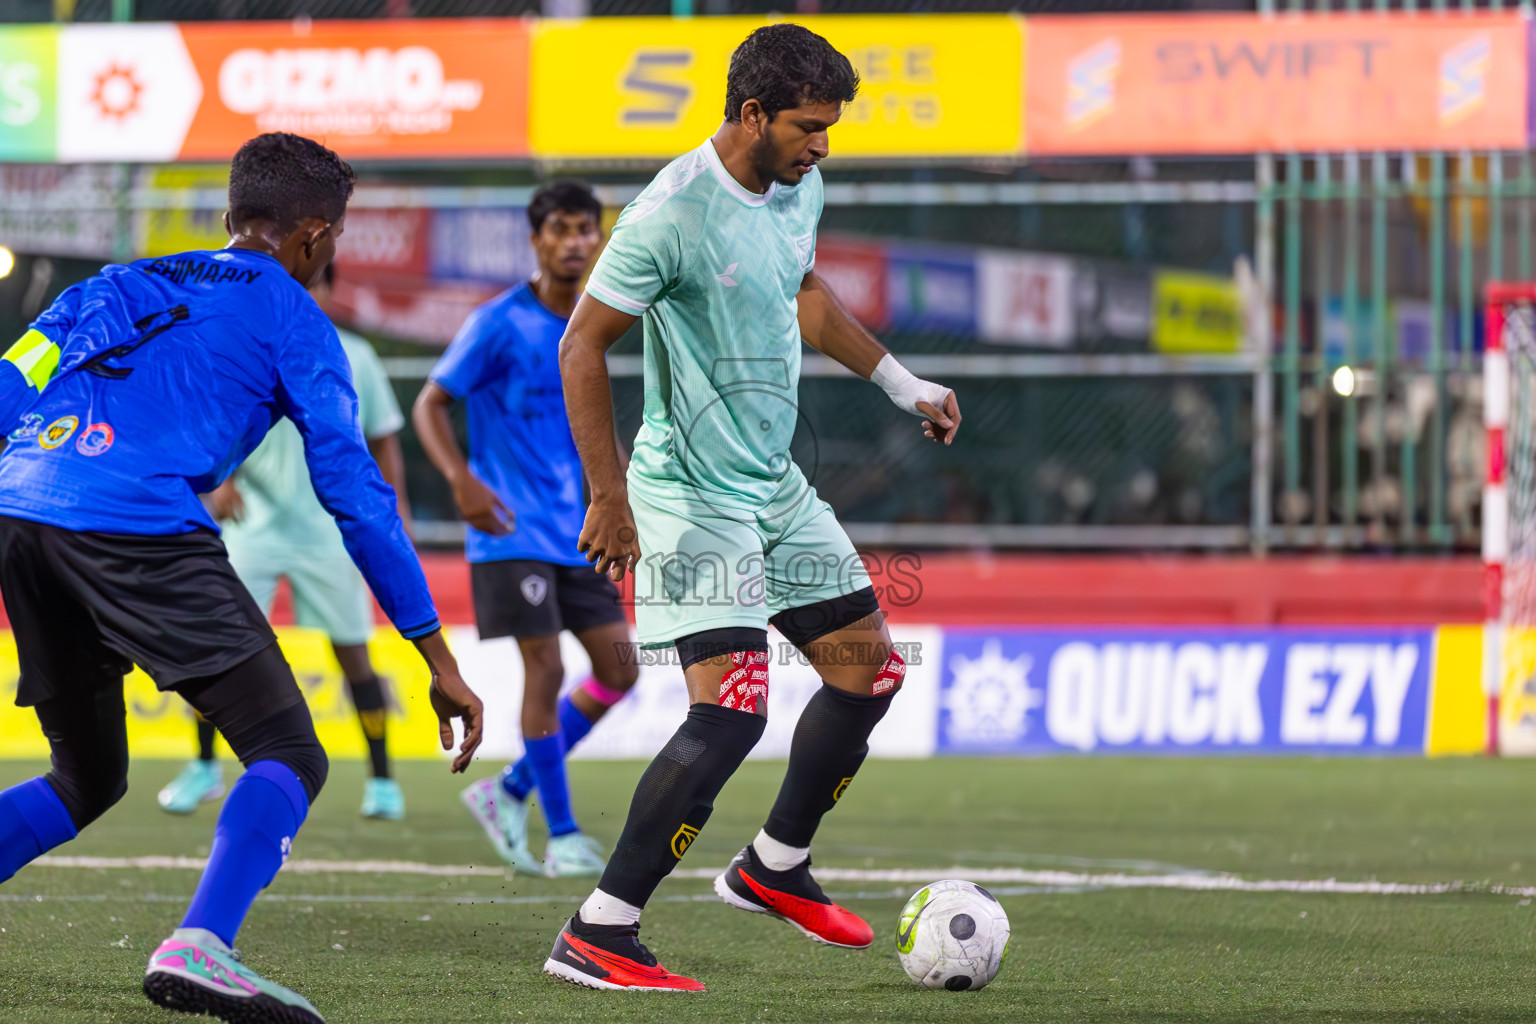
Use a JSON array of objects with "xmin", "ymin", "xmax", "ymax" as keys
[
  {"xmin": 871, "ymin": 649, "xmax": 906, "ymax": 695},
  {"xmin": 719, "ymin": 650, "xmax": 770, "ymax": 714}
]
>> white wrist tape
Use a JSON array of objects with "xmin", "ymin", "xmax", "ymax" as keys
[{"xmin": 870, "ymin": 353, "xmax": 951, "ymax": 418}]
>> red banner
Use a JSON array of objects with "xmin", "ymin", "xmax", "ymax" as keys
[
  {"xmin": 1026, "ymin": 12, "xmax": 1528, "ymax": 155},
  {"xmin": 815, "ymin": 237, "xmax": 889, "ymax": 330},
  {"xmin": 335, "ymin": 207, "xmax": 431, "ymax": 278}
]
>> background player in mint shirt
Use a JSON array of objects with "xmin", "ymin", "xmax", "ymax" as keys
[
  {"xmin": 541, "ymin": 26, "xmax": 962, "ymax": 992},
  {"xmin": 415, "ymin": 182, "xmax": 639, "ymax": 878},
  {"xmin": 0, "ymin": 133, "xmax": 482, "ymax": 1024},
  {"xmin": 158, "ymin": 262, "xmax": 415, "ymax": 823}
]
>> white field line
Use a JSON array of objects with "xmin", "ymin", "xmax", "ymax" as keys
[{"xmin": 27, "ymin": 855, "xmax": 1536, "ymax": 899}]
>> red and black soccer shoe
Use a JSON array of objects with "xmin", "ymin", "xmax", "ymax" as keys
[
  {"xmin": 713, "ymin": 845, "xmax": 874, "ymax": 949},
  {"xmin": 543, "ymin": 916, "xmax": 705, "ymax": 993}
]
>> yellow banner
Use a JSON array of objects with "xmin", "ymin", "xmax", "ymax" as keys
[
  {"xmin": 1151, "ymin": 270, "xmax": 1243, "ymax": 355},
  {"xmin": 135, "ymin": 165, "xmax": 230, "ymax": 259},
  {"xmin": 530, "ymin": 14, "xmax": 1023, "ymax": 160},
  {"xmin": 0, "ymin": 628, "xmax": 446, "ymax": 760}
]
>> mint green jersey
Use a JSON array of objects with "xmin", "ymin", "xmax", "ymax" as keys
[
  {"xmin": 223, "ymin": 328, "xmax": 404, "ymax": 556},
  {"xmin": 587, "ymin": 139, "xmax": 822, "ymax": 514}
]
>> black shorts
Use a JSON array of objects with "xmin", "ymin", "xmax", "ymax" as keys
[
  {"xmin": 471, "ymin": 559, "xmax": 626, "ymax": 641},
  {"xmin": 0, "ymin": 516, "xmax": 276, "ymax": 706}
]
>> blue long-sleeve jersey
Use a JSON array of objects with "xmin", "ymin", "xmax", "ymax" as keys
[{"xmin": 0, "ymin": 248, "xmax": 439, "ymax": 639}]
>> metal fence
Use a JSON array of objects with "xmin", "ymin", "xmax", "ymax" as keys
[{"xmin": 0, "ymin": 0, "xmax": 1526, "ymax": 551}]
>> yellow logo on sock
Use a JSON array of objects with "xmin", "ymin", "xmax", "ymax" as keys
[
  {"xmin": 833, "ymin": 777, "xmax": 853, "ymax": 802},
  {"xmin": 671, "ymin": 824, "xmax": 700, "ymax": 859},
  {"xmin": 358, "ymin": 709, "xmax": 387, "ymax": 741}
]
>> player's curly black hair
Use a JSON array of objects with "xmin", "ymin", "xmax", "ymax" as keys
[
  {"xmin": 528, "ymin": 180, "xmax": 602, "ymax": 233},
  {"xmin": 724, "ymin": 24, "xmax": 859, "ymax": 123},
  {"xmin": 228, "ymin": 133, "xmax": 355, "ymax": 232}
]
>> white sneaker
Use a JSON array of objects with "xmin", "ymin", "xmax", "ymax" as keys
[
  {"xmin": 544, "ymin": 833, "xmax": 607, "ymax": 878},
  {"xmin": 459, "ymin": 777, "xmax": 541, "ymax": 873}
]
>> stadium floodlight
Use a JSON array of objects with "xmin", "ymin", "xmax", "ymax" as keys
[
  {"xmin": 1331, "ymin": 365, "xmax": 1355, "ymax": 397},
  {"xmin": 0, "ymin": 246, "xmax": 13, "ymax": 279}
]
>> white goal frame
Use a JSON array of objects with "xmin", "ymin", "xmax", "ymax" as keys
[{"xmin": 1483, "ymin": 283, "xmax": 1536, "ymax": 755}]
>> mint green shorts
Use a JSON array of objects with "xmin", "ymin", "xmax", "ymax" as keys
[
  {"xmin": 627, "ymin": 481, "xmax": 870, "ymax": 649},
  {"xmin": 227, "ymin": 542, "xmax": 374, "ymax": 647}
]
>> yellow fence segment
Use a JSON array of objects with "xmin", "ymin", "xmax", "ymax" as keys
[
  {"xmin": 0, "ymin": 628, "xmax": 447, "ymax": 760},
  {"xmin": 1425, "ymin": 624, "xmax": 1487, "ymax": 756}
]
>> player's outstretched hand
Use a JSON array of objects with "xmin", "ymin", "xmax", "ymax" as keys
[
  {"xmin": 431, "ymin": 671, "xmax": 484, "ymax": 773},
  {"xmin": 413, "ymin": 631, "xmax": 484, "ymax": 773},
  {"xmin": 452, "ymin": 473, "xmax": 515, "ymax": 536},
  {"xmin": 578, "ymin": 494, "xmax": 640, "ymax": 582},
  {"xmin": 917, "ymin": 389, "xmax": 961, "ymax": 446}
]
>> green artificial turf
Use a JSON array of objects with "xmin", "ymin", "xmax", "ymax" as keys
[{"xmin": 0, "ymin": 756, "xmax": 1533, "ymax": 1022}]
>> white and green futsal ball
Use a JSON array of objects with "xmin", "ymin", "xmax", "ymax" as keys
[{"xmin": 895, "ymin": 879, "xmax": 1010, "ymax": 991}]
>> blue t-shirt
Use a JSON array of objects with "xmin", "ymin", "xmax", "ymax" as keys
[
  {"xmin": 0, "ymin": 248, "xmax": 439, "ymax": 639},
  {"xmin": 430, "ymin": 283, "xmax": 587, "ymax": 566}
]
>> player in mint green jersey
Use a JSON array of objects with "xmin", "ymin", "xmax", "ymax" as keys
[
  {"xmin": 159, "ymin": 263, "xmax": 414, "ymax": 822},
  {"xmin": 542, "ymin": 24, "xmax": 961, "ymax": 992}
]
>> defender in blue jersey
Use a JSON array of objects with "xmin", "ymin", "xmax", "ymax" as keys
[
  {"xmin": 0, "ymin": 134, "xmax": 483, "ymax": 1024},
  {"xmin": 415, "ymin": 182, "xmax": 638, "ymax": 878}
]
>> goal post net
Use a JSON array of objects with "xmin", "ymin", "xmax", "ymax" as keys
[{"xmin": 1485, "ymin": 283, "xmax": 1536, "ymax": 755}]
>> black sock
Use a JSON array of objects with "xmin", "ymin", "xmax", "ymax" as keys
[
  {"xmin": 348, "ymin": 675, "xmax": 390, "ymax": 780},
  {"xmin": 598, "ymin": 703, "xmax": 766, "ymax": 908},
  {"xmin": 196, "ymin": 715, "xmax": 217, "ymax": 762},
  {"xmin": 763, "ymin": 684, "xmax": 895, "ymax": 848}
]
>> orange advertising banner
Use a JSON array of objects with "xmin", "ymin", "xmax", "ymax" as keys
[
  {"xmin": 1026, "ymin": 12, "xmax": 1528, "ymax": 155},
  {"xmin": 176, "ymin": 19, "xmax": 529, "ymax": 161}
]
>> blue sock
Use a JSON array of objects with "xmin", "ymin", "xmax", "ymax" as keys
[
  {"xmin": 557, "ymin": 693, "xmax": 598, "ymax": 750},
  {"xmin": 524, "ymin": 733, "xmax": 578, "ymax": 837},
  {"xmin": 502, "ymin": 695, "xmax": 597, "ymax": 802},
  {"xmin": 0, "ymin": 778, "xmax": 78, "ymax": 883},
  {"xmin": 181, "ymin": 761, "xmax": 309, "ymax": 947}
]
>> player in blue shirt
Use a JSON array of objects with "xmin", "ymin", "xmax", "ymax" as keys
[
  {"xmin": 415, "ymin": 181, "xmax": 638, "ymax": 878},
  {"xmin": 0, "ymin": 133, "xmax": 483, "ymax": 1024}
]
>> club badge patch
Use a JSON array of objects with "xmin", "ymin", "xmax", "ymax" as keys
[
  {"xmin": 8, "ymin": 412, "xmax": 43, "ymax": 443},
  {"xmin": 37, "ymin": 415, "xmax": 78, "ymax": 450},
  {"xmin": 520, "ymin": 574, "xmax": 548, "ymax": 606},
  {"xmin": 75, "ymin": 422, "xmax": 114, "ymax": 457}
]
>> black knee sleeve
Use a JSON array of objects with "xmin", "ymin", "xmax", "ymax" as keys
[
  {"xmin": 674, "ymin": 627, "xmax": 769, "ymax": 671},
  {"xmin": 770, "ymin": 587, "xmax": 881, "ymax": 647},
  {"xmin": 764, "ymin": 683, "xmax": 895, "ymax": 848},
  {"xmin": 219, "ymin": 702, "xmax": 329, "ymax": 804},
  {"xmin": 598, "ymin": 703, "xmax": 766, "ymax": 907},
  {"xmin": 177, "ymin": 644, "xmax": 328, "ymax": 803},
  {"xmin": 34, "ymin": 686, "xmax": 129, "ymax": 830}
]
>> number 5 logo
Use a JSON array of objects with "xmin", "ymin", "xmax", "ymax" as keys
[{"xmin": 621, "ymin": 50, "xmax": 694, "ymax": 127}]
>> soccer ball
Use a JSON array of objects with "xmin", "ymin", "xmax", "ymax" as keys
[{"xmin": 895, "ymin": 879, "xmax": 1010, "ymax": 991}]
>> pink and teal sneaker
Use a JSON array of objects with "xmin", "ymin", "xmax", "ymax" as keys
[{"xmin": 143, "ymin": 927, "xmax": 323, "ymax": 1024}]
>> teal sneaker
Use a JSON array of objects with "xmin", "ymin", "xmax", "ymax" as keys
[
  {"xmin": 544, "ymin": 832, "xmax": 606, "ymax": 878},
  {"xmin": 360, "ymin": 777, "xmax": 405, "ymax": 821},
  {"xmin": 157, "ymin": 760, "xmax": 225, "ymax": 815},
  {"xmin": 459, "ymin": 776, "xmax": 541, "ymax": 874},
  {"xmin": 143, "ymin": 927, "xmax": 323, "ymax": 1024}
]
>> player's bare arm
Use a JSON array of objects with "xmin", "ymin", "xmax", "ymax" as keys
[
  {"xmin": 797, "ymin": 271, "xmax": 962, "ymax": 446},
  {"xmin": 368, "ymin": 432, "xmax": 413, "ymax": 539},
  {"xmin": 208, "ymin": 477, "xmax": 245, "ymax": 523},
  {"xmin": 559, "ymin": 293, "xmax": 640, "ymax": 581},
  {"xmin": 411, "ymin": 628, "xmax": 484, "ymax": 773},
  {"xmin": 412, "ymin": 381, "xmax": 514, "ymax": 535}
]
